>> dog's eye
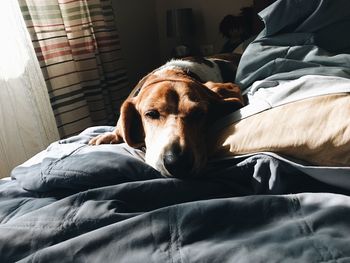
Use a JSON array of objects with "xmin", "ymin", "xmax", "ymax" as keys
[{"xmin": 145, "ymin": 110, "xmax": 160, "ymax": 119}]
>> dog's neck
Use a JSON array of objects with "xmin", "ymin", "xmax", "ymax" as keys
[
  {"xmin": 156, "ymin": 58, "xmax": 224, "ymax": 83},
  {"xmin": 131, "ymin": 57, "xmax": 235, "ymax": 98},
  {"xmin": 131, "ymin": 66, "xmax": 201, "ymax": 98}
]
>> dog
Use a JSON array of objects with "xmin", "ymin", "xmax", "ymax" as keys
[{"xmin": 89, "ymin": 54, "xmax": 244, "ymax": 177}]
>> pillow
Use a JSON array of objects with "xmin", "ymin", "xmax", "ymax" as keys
[{"xmin": 211, "ymin": 93, "xmax": 350, "ymax": 166}]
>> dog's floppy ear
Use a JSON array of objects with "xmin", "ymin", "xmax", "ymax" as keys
[
  {"xmin": 115, "ymin": 98, "xmax": 145, "ymax": 147},
  {"xmin": 203, "ymin": 81, "xmax": 244, "ymax": 116}
]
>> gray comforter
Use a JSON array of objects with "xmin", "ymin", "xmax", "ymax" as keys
[
  {"xmin": 236, "ymin": 0, "xmax": 350, "ymax": 91},
  {"xmin": 1, "ymin": 126, "xmax": 350, "ymax": 262}
]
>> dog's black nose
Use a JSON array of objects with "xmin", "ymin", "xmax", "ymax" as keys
[{"xmin": 163, "ymin": 145, "xmax": 193, "ymax": 177}]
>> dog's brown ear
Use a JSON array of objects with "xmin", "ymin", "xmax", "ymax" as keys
[
  {"xmin": 204, "ymin": 81, "xmax": 244, "ymax": 105},
  {"xmin": 203, "ymin": 81, "xmax": 244, "ymax": 116},
  {"xmin": 115, "ymin": 98, "xmax": 145, "ymax": 147}
]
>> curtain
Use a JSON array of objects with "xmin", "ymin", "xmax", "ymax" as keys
[
  {"xmin": 18, "ymin": 0, "xmax": 130, "ymax": 138},
  {"xmin": 0, "ymin": 0, "xmax": 59, "ymax": 178}
]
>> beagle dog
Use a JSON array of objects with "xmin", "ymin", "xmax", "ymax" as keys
[{"xmin": 89, "ymin": 54, "xmax": 244, "ymax": 177}]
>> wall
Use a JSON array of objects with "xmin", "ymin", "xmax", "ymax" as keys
[
  {"xmin": 155, "ymin": 0, "xmax": 254, "ymax": 62},
  {"xmin": 112, "ymin": 0, "xmax": 161, "ymax": 87},
  {"xmin": 112, "ymin": 0, "xmax": 253, "ymax": 85}
]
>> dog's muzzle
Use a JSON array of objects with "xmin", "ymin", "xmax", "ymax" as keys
[{"xmin": 162, "ymin": 144, "xmax": 194, "ymax": 178}]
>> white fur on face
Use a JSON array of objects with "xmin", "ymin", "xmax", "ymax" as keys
[
  {"xmin": 144, "ymin": 117, "xmax": 178, "ymax": 177},
  {"xmin": 143, "ymin": 115, "xmax": 207, "ymax": 177}
]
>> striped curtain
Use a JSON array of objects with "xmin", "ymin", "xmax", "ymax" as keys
[{"xmin": 18, "ymin": 0, "xmax": 130, "ymax": 138}]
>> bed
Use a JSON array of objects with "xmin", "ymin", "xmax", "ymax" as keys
[{"xmin": 1, "ymin": 0, "xmax": 350, "ymax": 262}]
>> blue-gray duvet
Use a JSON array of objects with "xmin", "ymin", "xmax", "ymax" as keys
[
  {"xmin": 1, "ymin": 0, "xmax": 350, "ymax": 262},
  {"xmin": 1, "ymin": 126, "xmax": 350, "ymax": 262}
]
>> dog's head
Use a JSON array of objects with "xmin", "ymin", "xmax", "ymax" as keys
[{"xmin": 116, "ymin": 69, "xmax": 243, "ymax": 177}]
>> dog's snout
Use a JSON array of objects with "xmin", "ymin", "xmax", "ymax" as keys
[{"xmin": 163, "ymin": 145, "xmax": 193, "ymax": 177}]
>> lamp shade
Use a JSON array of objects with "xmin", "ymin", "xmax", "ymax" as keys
[{"xmin": 166, "ymin": 8, "xmax": 195, "ymax": 38}]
